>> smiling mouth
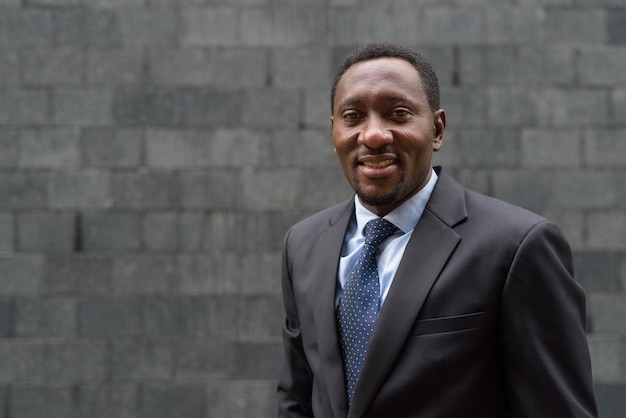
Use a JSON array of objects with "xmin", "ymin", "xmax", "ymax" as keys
[{"xmin": 362, "ymin": 159, "xmax": 395, "ymax": 168}]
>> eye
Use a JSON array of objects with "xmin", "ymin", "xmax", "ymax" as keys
[
  {"xmin": 390, "ymin": 109, "xmax": 411, "ymax": 118},
  {"xmin": 342, "ymin": 111, "xmax": 363, "ymax": 121}
]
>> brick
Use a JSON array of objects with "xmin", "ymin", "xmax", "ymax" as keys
[
  {"xmin": 552, "ymin": 171, "xmax": 616, "ymax": 209},
  {"xmin": 48, "ymin": 170, "xmax": 111, "ymax": 209},
  {"xmin": 440, "ymin": 87, "xmax": 487, "ymax": 126},
  {"xmin": 78, "ymin": 385, "xmax": 137, "ymax": 418},
  {"xmin": 545, "ymin": 9, "xmax": 606, "ymax": 44},
  {"xmin": 180, "ymin": 170, "xmax": 240, "ymax": 209},
  {"xmin": 79, "ymin": 299, "xmax": 142, "ymax": 336},
  {"xmin": 112, "ymin": 341, "xmax": 171, "ymax": 379},
  {"xmin": 10, "ymin": 387, "xmax": 73, "ymax": 417},
  {"xmin": 175, "ymin": 342, "xmax": 237, "ymax": 379},
  {"xmin": 53, "ymin": 89, "xmax": 113, "ymax": 126},
  {"xmin": 579, "ymin": 47, "xmax": 626, "ymax": 85},
  {"xmin": 240, "ymin": 7, "xmax": 327, "ymax": 46},
  {"xmin": 300, "ymin": 168, "xmax": 352, "ymax": 210},
  {"xmin": 0, "ymin": 172, "xmax": 48, "ymax": 209},
  {"xmin": 177, "ymin": 254, "xmax": 241, "ymax": 294},
  {"xmin": 0, "ymin": 342, "xmax": 46, "ymax": 381},
  {"xmin": 143, "ymin": 299, "xmax": 200, "ymax": 337},
  {"xmin": 303, "ymin": 88, "xmax": 330, "ymax": 129},
  {"xmin": 328, "ymin": 8, "xmax": 357, "ymax": 46},
  {"xmin": 0, "ymin": 9, "xmax": 52, "ymax": 47},
  {"xmin": 521, "ymin": 128, "xmax": 581, "ymax": 168},
  {"xmin": 18, "ymin": 128, "xmax": 80, "ymax": 168},
  {"xmin": 458, "ymin": 47, "xmax": 517, "ymax": 85},
  {"xmin": 0, "ymin": 48, "xmax": 19, "ymax": 86},
  {"xmin": 112, "ymin": 170, "xmax": 178, "ymax": 209},
  {"xmin": 594, "ymin": 383, "xmax": 626, "ymax": 418},
  {"xmin": 574, "ymin": 252, "xmax": 621, "ymax": 292},
  {"xmin": 181, "ymin": 7, "xmax": 238, "ymax": 46},
  {"xmin": 614, "ymin": 89, "xmax": 626, "ymax": 124},
  {"xmin": 433, "ymin": 131, "xmax": 462, "ymax": 168},
  {"xmin": 488, "ymin": 88, "xmax": 536, "ymax": 127},
  {"xmin": 518, "ymin": 47, "xmax": 576, "ymax": 85},
  {"xmin": 179, "ymin": 212, "xmax": 203, "ymax": 251},
  {"xmin": 354, "ymin": 9, "xmax": 419, "ymax": 44},
  {"xmin": 203, "ymin": 212, "xmax": 246, "ymax": 253},
  {"xmin": 589, "ymin": 294, "xmax": 626, "ymax": 333},
  {"xmin": 112, "ymin": 255, "xmax": 174, "ymax": 294},
  {"xmin": 242, "ymin": 169, "xmax": 300, "ymax": 210},
  {"xmin": 461, "ymin": 129, "xmax": 518, "ymax": 167},
  {"xmin": 272, "ymin": 46, "xmax": 330, "ymax": 88},
  {"xmin": 0, "ymin": 89, "xmax": 49, "ymax": 125},
  {"xmin": 485, "ymin": 7, "xmax": 546, "ymax": 44},
  {"xmin": 491, "ymin": 169, "xmax": 553, "ymax": 212},
  {"xmin": 0, "ymin": 128, "xmax": 18, "ymax": 167},
  {"xmin": 87, "ymin": 49, "xmax": 144, "ymax": 84},
  {"xmin": 241, "ymin": 253, "xmax": 281, "ymax": 294},
  {"xmin": 0, "ymin": 212, "xmax": 13, "ymax": 251},
  {"xmin": 140, "ymin": 386, "xmax": 204, "ymax": 418},
  {"xmin": 17, "ymin": 212, "xmax": 75, "ymax": 251},
  {"xmin": 207, "ymin": 383, "xmax": 275, "ymax": 418},
  {"xmin": 81, "ymin": 128, "xmax": 143, "ymax": 168},
  {"xmin": 22, "ymin": 48, "xmax": 84, "ymax": 85},
  {"xmin": 0, "ymin": 256, "xmax": 44, "ymax": 295},
  {"xmin": 143, "ymin": 212, "xmax": 178, "ymax": 251},
  {"xmin": 46, "ymin": 342, "xmax": 108, "ymax": 380},
  {"xmin": 15, "ymin": 298, "xmax": 75, "ymax": 337},
  {"xmin": 113, "ymin": 88, "xmax": 177, "ymax": 127},
  {"xmin": 175, "ymin": 89, "xmax": 239, "ymax": 127},
  {"xmin": 209, "ymin": 48, "xmax": 268, "ymax": 89},
  {"xmin": 204, "ymin": 296, "xmax": 239, "ymax": 338},
  {"xmin": 532, "ymin": 88, "xmax": 609, "ymax": 126},
  {"xmin": 46, "ymin": 255, "xmax": 113, "ymax": 295},
  {"xmin": 210, "ymin": 129, "xmax": 262, "ymax": 167},
  {"xmin": 146, "ymin": 129, "xmax": 207, "ymax": 167},
  {"xmin": 238, "ymin": 295, "xmax": 282, "ymax": 338},
  {"xmin": 0, "ymin": 300, "xmax": 11, "ymax": 337},
  {"xmin": 587, "ymin": 334, "xmax": 622, "ymax": 381},
  {"xmin": 148, "ymin": 49, "xmax": 213, "ymax": 85},
  {"xmin": 421, "ymin": 8, "xmax": 483, "ymax": 45},
  {"xmin": 584, "ymin": 130, "xmax": 626, "ymax": 167},
  {"xmin": 237, "ymin": 341, "xmax": 282, "ymax": 379},
  {"xmin": 118, "ymin": 9, "xmax": 178, "ymax": 46},
  {"xmin": 82, "ymin": 212, "xmax": 140, "ymax": 251},
  {"xmin": 541, "ymin": 209, "xmax": 584, "ymax": 251},
  {"xmin": 587, "ymin": 210, "xmax": 626, "ymax": 250},
  {"xmin": 53, "ymin": 8, "xmax": 121, "ymax": 48},
  {"xmin": 607, "ymin": 9, "xmax": 626, "ymax": 44}
]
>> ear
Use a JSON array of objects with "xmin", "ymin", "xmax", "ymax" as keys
[{"xmin": 432, "ymin": 109, "xmax": 446, "ymax": 152}]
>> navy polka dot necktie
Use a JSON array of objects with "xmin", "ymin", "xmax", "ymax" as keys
[{"xmin": 337, "ymin": 217, "xmax": 398, "ymax": 404}]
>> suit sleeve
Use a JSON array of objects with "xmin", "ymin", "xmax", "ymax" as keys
[
  {"xmin": 500, "ymin": 221, "xmax": 598, "ymax": 417},
  {"xmin": 276, "ymin": 228, "xmax": 315, "ymax": 418}
]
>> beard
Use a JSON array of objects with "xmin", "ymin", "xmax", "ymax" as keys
[{"xmin": 352, "ymin": 173, "xmax": 406, "ymax": 208}]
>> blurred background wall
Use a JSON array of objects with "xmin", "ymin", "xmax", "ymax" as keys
[{"xmin": 0, "ymin": 0, "xmax": 625, "ymax": 417}]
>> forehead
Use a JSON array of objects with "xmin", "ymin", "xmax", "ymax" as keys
[{"xmin": 334, "ymin": 57, "xmax": 426, "ymax": 109}]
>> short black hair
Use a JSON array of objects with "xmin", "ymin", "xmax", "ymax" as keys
[{"xmin": 330, "ymin": 43, "xmax": 440, "ymax": 114}]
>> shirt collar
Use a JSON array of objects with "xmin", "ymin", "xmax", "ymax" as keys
[{"xmin": 354, "ymin": 168, "xmax": 438, "ymax": 235}]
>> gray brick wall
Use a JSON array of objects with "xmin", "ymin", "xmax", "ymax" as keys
[{"xmin": 0, "ymin": 1, "xmax": 624, "ymax": 417}]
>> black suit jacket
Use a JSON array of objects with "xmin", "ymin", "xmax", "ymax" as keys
[{"xmin": 277, "ymin": 167, "xmax": 597, "ymax": 418}]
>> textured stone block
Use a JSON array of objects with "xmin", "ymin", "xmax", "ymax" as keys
[
  {"xmin": 0, "ymin": 129, "xmax": 18, "ymax": 167},
  {"xmin": 113, "ymin": 88, "xmax": 177, "ymax": 127},
  {"xmin": 300, "ymin": 168, "xmax": 352, "ymax": 210},
  {"xmin": 81, "ymin": 128, "xmax": 143, "ymax": 167},
  {"xmin": 22, "ymin": 48, "xmax": 84, "ymax": 85},
  {"xmin": 0, "ymin": 342, "xmax": 46, "ymax": 380},
  {"xmin": 0, "ymin": 300, "xmax": 11, "ymax": 337},
  {"xmin": 545, "ymin": 9, "xmax": 605, "ymax": 44},
  {"xmin": 0, "ymin": 49, "xmax": 19, "ymax": 86},
  {"xmin": 488, "ymin": 88, "xmax": 536, "ymax": 127},
  {"xmin": 175, "ymin": 342, "xmax": 238, "ymax": 379},
  {"xmin": 146, "ymin": 129, "xmax": 207, "ymax": 167},
  {"xmin": 144, "ymin": 299, "xmax": 200, "ymax": 337},
  {"xmin": 208, "ymin": 48, "xmax": 268, "ymax": 88},
  {"xmin": 53, "ymin": 89, "xmax": 113, "ymax": 126},
  {"xmin": 242, "ymin": 88, "xmax": 300, "ymax": 129},
  {"xmin": 272, "ymin": 47, "xmax": 330, "ymax": 88},
  {"xmin": 175, "ymin": 89, "xmax": 239, "ymax": 127},
  {"xmin": 46, "ymin": 341, "xmax": 108, "ymax": 380},
  {"xmin": 242, "ymin": 169, "xmax": 300, "ymax": 210},
  {"xmin": 179, "ymin": 212, "xmax": 203, "ymax": 251},
  {"xmin": 140, "ymin": 386, "xmax": 204, "ymax": 418},
  {"xmin": 82, "ymin": 212, "xmax": 140, "ymax": 251},
  {"xmin": 112, "ymin": 255, "xmax": 174, "ymax": 294},
  {"xmin": 16, "ymin": 210, "xmax": 67, "ymax": 254},
  {"xmin": 551, "ymin": 171, "xmax": 615, "ymax": 209},
  {"xmin": 204, "ymin": 296, "xmax": 239, "ymax": 338},
  {"xmin": 46, "ymin": 255, "xmax": 113, "ymax": 295},
  {"xmin": 87, "ymin": 49, "xmax": 144, "ymax": 84},
  {"xmin": 18, "ymin": 128, "xmax": 79, "ymax": 168},
  {"xmin": 574, "ymin": 252, "xmax": 620, "ymax": 292},
  {"xmin": 587, "ymin": 335, "xmax": 622, "ymax": 381},
  {"xmin": 0, "ymin": 172, "xmax": 48, "ymax": 209},
  {"xmin": 485, "ymin": 7, "xmax": 546, "ymax": 44},
  {"xmin": 112, "ymin": 340, "xmax": 171, "ymax": 379},
  {"xmin": 240, "ymin": 7, "xmax": 327, "ymax": 46},
  {"xmin": 462, "ymin": 129, "xmax": 518, "ymax": 167},
  {"xmin": 54, "ymin": 8, "xmax": 121, "ymax": 48},
  {"xmin": 587, "ymin": 210, "xmax": 626, "ymax": 250},
  {"xmin": 521, "ymin": 129, "xmax": 581, "ymax": 168},
  {"xmin": 112, "ymin": 170, "xmax": 178, "ymax": 209},
  {"xmin": 209, "ymin": 129, "xmax": 262, "ymax": 167},
  {"xmin": 584, "ymin": 130, "xmax": 626, "ymax": 167},
  {"xmin": 181, "ymin": 7, "xmax": 238, "ymax": 46},
  {"xmin": 0, "ymin": 212, "xmax": 13, "ymax": 251},
  {"xmin": 148, "ymin": 49, "xmax": 213, "ymax": 85},
  {"xmin": 237, "ymin": 341, "xmax": 282, "ymax": 379},
  {"xmin": 439, "ymin": 87, "xmax": 487, "ymax": 126},
  {"xmin": 594, "ymin": 383, "xmax": 626, "ymax": 418},
  {"xmin": 238, "ymin": 295, "xmax": 282, "ymax": 338},
  {"xmin": 180, "ymin": 170, "xmax": 240, "ymax": 209},
  {"xmin": 0, "ymin": 9, "xmax": 52, "ymax": 46},
  {"xmin": 491, "ymin": 169, "xmax": 552, "ymax": 212},
  {"xmin": 0, "ymin": 89, "xmax": 49, "ymax": 125},
  {"xmin": 177, "ymin": 254, "xmax": 240, "ymax": 294},
  {"xmin": 48, "ymin": 170, "xmax": 111, "ymax": 209},
  {"xmin": 579, "ymin": 47, "xmax": 626, "ymax": 85},
  {"xmin": 421, "ymin": 8, "xmax": 482, "ymax": 45},
  {"xmin": 241, "ymin": 253, "xmax": 281, "ymax": 294},
  {"xmin": 458, "ymin": 47, "xmax": 517, "ymax": 85},
  {"xmin": 143, "ymin": 212, "xmax": 178, "ymax": 251},
  {"xmin": 79, "ymin": 299, "xmax": 142, "ymax": 336},
  {"xmin": 207, "ymin": 383, "xmax": 275, "ymax": 418},
  {"xmin": 15, "ymin": 298, "xmax": 76, "ymax": 337},
  {"xmin": 607, "ymin": 9, "xmax": 626, "ymax": 44},
  {"xmin": 118, "ymin": 9, "xmax": 177, "ymax": 46},
  {"xmin": 10, "ymin": 387, "xmax": 73, "ymax": 418},
  {"xmin": 0, "ymin": 256, "xmax": 44, "ymax": 295},
  {"xmin": 303, "ymin": 88, "xmax": 330, "ymax": 129},
  {"xmin": 518, "ymin": 46, "xmax": 576, "ymax": 85},
  {"xmin": 589, "ymin": 294, "xmax": 626, "ymax": 333},
  {"xmin": 78, "ymin": 385, "xmax": 137, "ymax": 418}
]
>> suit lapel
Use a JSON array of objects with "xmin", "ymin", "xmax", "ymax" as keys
[
  {"xmin": 348, "ymin": 169, "xmax": 468, "ymax": 417},
  {"xmin": 310, "ymin": 199, "xmax": 354, "ymax": 418}
]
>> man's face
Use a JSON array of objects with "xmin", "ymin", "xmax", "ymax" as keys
[{"xmin": 331, "ymin": 57, "xmax": 445, "ymax": 216}]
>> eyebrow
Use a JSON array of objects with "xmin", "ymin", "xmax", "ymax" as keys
[{"xmin": 339, "ymin": 94, "xmax": 412, "ymax": 108}]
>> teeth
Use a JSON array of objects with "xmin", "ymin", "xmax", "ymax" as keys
[{"xmin": 364, "ymin": 160, "xmax": 394, "ymax": 168}]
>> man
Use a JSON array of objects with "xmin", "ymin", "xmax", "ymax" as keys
[{"xmin": 277, "ymin": 43, "xmax": 597, "ymax": 418}]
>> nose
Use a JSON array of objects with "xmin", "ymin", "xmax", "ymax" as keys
[{"xmin": 358, "ymin": 115, "xmax": 393, "ymax": 150}]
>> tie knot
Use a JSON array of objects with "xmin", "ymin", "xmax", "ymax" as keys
[{"xmin": 363, "ymin": 218, "xmax": 398, "ymax": 248}]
